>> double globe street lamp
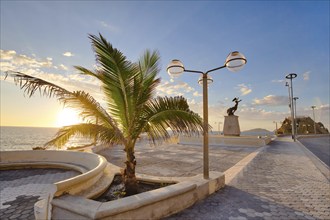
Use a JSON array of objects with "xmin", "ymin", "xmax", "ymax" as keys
[
  {"xmin": 167, "ymin": 51, "xmax": 247, "ymax": 179},
  {"xmin": 285, "ymin": 73, "xmax": 297, "ymax": 141}
]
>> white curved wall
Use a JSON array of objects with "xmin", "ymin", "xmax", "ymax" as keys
[{"xmin": 0, "ymin": 150, "xmax": 108, "ymax": 197}]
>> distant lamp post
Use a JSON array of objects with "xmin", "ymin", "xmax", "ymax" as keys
[
  {"xmin": 285, "ymin": 73, "xmax": 297, "ymax": 141},
  {"xmin": 218, "ymin": 121, "xmax": 222, "ymax": 135},
  {"xmin": 311, "ymin": 105, "xmax": 316, "ymax": 134},
  {"xmin": 293, "ymin": 97, "xmax": 299, "ymax": 135},
  {"xmin": 285, "ymin": 82, "xmax": 291, "ymax": 109},
  {"xmin": 273, "ymin": 121, "xmax": 278, "ymax": 135},
  {"xmin": 167, "ymin": 51, "xmax": 247, "ymax": 179}
]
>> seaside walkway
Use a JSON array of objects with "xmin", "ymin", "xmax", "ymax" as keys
[
  {"xmin": 166, "ymin": 136, "xmax": 330, "ymax": 220},
  {"xmin": 1, "ymin": 136, "xmax": 329, "ymax": 219},
  {"xmin": 0, "ymin": 168, "xmax": 79, "ymax": 220}
]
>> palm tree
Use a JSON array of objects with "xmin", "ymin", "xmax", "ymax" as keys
[{"xmin": 6, "ymin": 33, "xmax": 204, "ymax": 195}]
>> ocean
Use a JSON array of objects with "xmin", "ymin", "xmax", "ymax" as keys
[
  {"xmin": 0, "ymin": 126, "xmax": 92, "ymax": 151},
  {"xmin": 0, "ymin": 126, "xmax": 274, "ymax": 151}
]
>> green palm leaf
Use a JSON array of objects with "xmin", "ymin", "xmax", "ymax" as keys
[
  {"xmin": 5, "ymin": 71, "xmax": 125, "ymax": 147},
  {"xmin": 89, "ymin": 34, "xmax": 137, "ymax": 129},
  {"xmin": 5, "ymin": 71, "xmax": 70, "ymax": 98},
  {"xmin": 141, "ymin": 96, "xmax": 204, "ymax": 143},
  {"xmin": 45, "ymin": 123, "xmax": 119, "ymax": 148}
]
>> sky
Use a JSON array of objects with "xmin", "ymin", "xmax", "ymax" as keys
[{"xmin": 1, "ymin": 1, "xmax": 329, "ymax": 132}]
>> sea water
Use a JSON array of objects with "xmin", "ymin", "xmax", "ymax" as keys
[
  {"xmin": 0, "ymin": 126, "xmax": 274, "ymax": 151},
  {"xmin": 0, "ymin": 126, "xmax": 92, "ymax": 151}
]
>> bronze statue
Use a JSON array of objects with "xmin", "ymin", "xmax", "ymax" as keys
[{"xmin": 227, "ymin": 97, "xmax": 242, "ymax": 116}]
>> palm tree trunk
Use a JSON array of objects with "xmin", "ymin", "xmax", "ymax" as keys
[{"xmin": 123, "ymin": 147, "xmax": 138, "ymax": 196}]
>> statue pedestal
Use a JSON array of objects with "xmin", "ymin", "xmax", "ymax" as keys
[{"xmin": 223, "ymin": 115, "xmax": 240, "ymax": 136}]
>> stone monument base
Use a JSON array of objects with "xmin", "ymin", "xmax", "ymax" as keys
[{"xmin": 223, "ymin": 115, "xmax": 240, "ymax": 136}]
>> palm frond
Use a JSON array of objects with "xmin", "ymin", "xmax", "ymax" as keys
[
  {"xmin": 45, "ymin": 123, "xmax": 121, "ymax": 148},
  {"xmin": 5, "ymin": 71, "xmax": 126, "ymax": 145},
  {"xmin": 74, "ymin": 66, "xmax": 102, "ymax": 80},
  {"xmin": 63, "ymin": 90, "xmax": 125, "ymax": 143},
  {"xmin": 89, "ymin": 33, "xmax": 137, "ymax": 130},
  {"xmin": 5, "ymin": 71, "xmax": 70, "ymax": 98},
  {"xmin": 135, "ymin": 50, "xmax": 161, "ymax": 106},
  {"xmin": 61, "ymin": 90, "xmax": 114, "ymax": 126},
  {"xmin": 128, "ymin": 50, "xmax": 161, "ymax": 137},
  {"xmin": 140, "ymin": 96, "xmax": 204, "ymax": 143}
]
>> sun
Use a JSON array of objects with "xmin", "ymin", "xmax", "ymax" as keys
[{"xmin": 56, "ymin": 108, "xmax": 82, "ymax": 127}]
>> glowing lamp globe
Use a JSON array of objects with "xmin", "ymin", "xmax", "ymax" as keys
[
  {"xmin": 225, "ymin": 51, "xmax": 247, "ymax": 72},
  {"xmin": 167, "ymin": 59, "xmax": 185, "ymax": 77}
]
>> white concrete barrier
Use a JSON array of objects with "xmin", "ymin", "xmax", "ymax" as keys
[
  {"xmin": 0, "ymin": 150, "xmax": 111, "ymax": 220},
  {"xmin": 178, "ymin": 135, "xmax": 272, "ymax": 147},
  {"xmin": 0, "ymin": 150, "xmax": 109, "ymax": 197}
]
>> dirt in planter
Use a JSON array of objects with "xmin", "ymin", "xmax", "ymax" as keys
[{"xmin": 94, "ymin": 175, "xmax": 174, "ymax": 202}]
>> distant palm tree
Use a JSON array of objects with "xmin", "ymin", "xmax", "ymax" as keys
[{"xmin": 6, "ymin": 33, "xmax": 203, "ymax": 195}]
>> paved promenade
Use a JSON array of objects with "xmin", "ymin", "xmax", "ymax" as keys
[
  {"xmin": 98, "ymin": 141, "xmax": 259, "ymax": 176},
  {"xmin": 1, "ymin": 136, "xmax": 329, "ymax": 219},
  {"xmin": 166, "ymin": 137, "xmax": 330, "ymax": 220},
  {"xmin": 0, "ymin": 168, "xmax": 79, "ymax": 220}
]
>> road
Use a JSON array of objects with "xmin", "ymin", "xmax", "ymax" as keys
[{"xmin": 298, "ymin": 135, "xmax": 330, "ymax": 167}]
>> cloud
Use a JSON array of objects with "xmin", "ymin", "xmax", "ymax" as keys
[
  {"xmin": 0, "ymin": 49, "xmax": 104, "ymax": 99},
  {"xmin": 187, "ymin": 98, "xmax": 196, "ymax": 105},
  {"xmin": 237, "ymin": 84, "xmax": 252, "ymax": 96},
  {"xmin": 238, "ymin": 106, "xmax": 288, "ymax": 121},
  {"xmin": 271, "ymin": 79, "xmax": 284, "ymax": 83},
  {"xmin": 1, "ymin": 50, "xmax": 16, "ymax": 60},
  {"xmin": 253, "ymin": 95, "xmax": 288, "ymax": 106},
  {"xmin": 186, "ymin": 100, "xmax": 288, "ymax": 131},
  {"xmin": 59, "ymin": 64, "xmax": 68, "ymax": 71},
  {"xmin": 306, "ymin": 104, "xmax": 330, "ymax": 111},
  {"xmin": 63, "ymin": 52, "xmax": 74, "ymax": 57},
  {"xmin": 193, "ymin": 91, "xmax": 202, "ymax": 97},
  {"xmin": 98, "ymin": 20, "xmax": 119, "ymax": 33},
  {"xmin": 301, "ymin": 104, "xmax": 329, "ymax": 129},
  {"xmin": 0, "ymin": 49, "xmax": 53, "ymax": 70},
  {"xmin": 156, "ymin": 80, "xmax": 197, "ymax": 97},
  {"xmin": 319, "ymin": 104, "xmax": 330, "ymax": 111},
  {"xmin": 303, "ymin": 71, "xmax": 310, "ymax": 81}
]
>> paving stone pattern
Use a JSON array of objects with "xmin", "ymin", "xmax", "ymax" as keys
[
  {"xmin": 0, "ymin": 168, "xmax": 79, "ymax": 220},
  {"xmin": 166, "ymin": 139, "xmax": 330, "ymax": 220},
  {"xmin": 99, "ymin": 142, "xmax": 258, "ymax": 177}
]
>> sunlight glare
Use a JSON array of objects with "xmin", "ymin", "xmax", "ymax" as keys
[{"xmin": 56, "ymin": 108, "xmax": 82, "ymax": 127}]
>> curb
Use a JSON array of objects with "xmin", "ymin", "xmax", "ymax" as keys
[
  {"xmin": 224, "ymin": 145, "xmax": 268, "ymax": 185},
  {"xmin": 296, "ymin": 138, "xmax": 330, "ymax": 181}
]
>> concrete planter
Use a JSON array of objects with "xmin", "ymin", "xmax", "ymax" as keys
[
  {"xmin": 51, "ymin": 172, "xmax": 225, "ymax": 219},
  {"xmin": 0, "ymin": 150, "xmax": 111, "ymax": 219}
]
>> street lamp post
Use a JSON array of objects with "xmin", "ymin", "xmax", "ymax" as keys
[
  {"xmin": 285, "ymin": 73, "xmax": 297, "ymax": 141},
  {"xmin": 218, "ymin": 122, "xmax": 222, "ymax": 135},
  {"xmin": 311, "ymin": 105, "xmax": 316, "ymax": 134},
  {"xmin": 273, "ymin": 121, "xmax": 278, "ymax": 135},
  {"xmin": 167, "ymin": 51, "xmax": 247, "ymax": 179},
  {"xmin": 285, "ymin": 81, "xmax": 291, "ymax": 116},
  {"xmin": 293, "ymin": 97, "xmax": 299, "ymax": 135}
]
